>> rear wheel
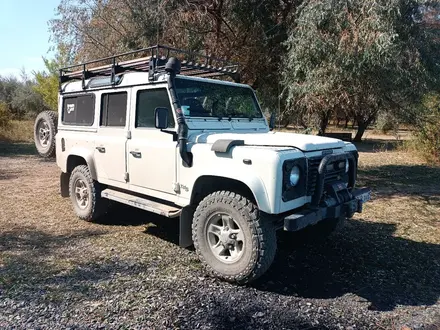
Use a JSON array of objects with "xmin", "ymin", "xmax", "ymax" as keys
[
  {"xmin": 192, "ymin": 191, "xmax": 276, "ymax": 284},
  {"xmin": 34, "ymin": 111, "xmax": 58, "ymax": 158},
  {"xmin": 69, "ymin": 165, "xmax": 108, "ymax": 221}
]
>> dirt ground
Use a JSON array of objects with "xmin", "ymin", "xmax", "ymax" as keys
[{"xmin": 0, "ymin": 141, "xmax": 439, "ymax": 329}]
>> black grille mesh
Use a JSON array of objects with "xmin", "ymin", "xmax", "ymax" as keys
[{"xmin": 306, "ymin": 156, "xmax": 346, "ymax": 196}]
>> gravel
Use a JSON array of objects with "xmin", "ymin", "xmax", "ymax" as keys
[{"xmin": 0, "ymin": 145, "xmax": 439, "ymax": 329}]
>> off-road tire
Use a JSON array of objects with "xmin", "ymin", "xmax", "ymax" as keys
[
  {"xmin": 69, "ymin": 165, "xmax": 108, "ymax": 221},
  {"xmin": 34, "ymin": 110, "xmax": 58, "ymax": 158},
  {"xmin": 192, "ymin": 191, "xmax": 277, "ymax": 284}
]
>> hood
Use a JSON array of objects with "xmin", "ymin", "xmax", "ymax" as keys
[{"xmin": 189, "ymin": 131, "xmax": 346, "ymax": 152}]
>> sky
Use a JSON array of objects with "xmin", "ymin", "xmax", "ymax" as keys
[{"xmin": 0, "ymin": 0, "xmax": 60, "ymax": 78}]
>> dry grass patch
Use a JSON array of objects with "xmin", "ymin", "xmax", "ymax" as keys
[
  {"xmin": 356, "ymin": 146, "xmax": 440, "ymax": 244},
  {"xmin": 0, "ymin": 120, "xmax": 34, "ymax": 143}
]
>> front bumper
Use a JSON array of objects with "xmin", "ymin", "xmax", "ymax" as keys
[
  {"xmin": 283, "ymin": 152, "xmax": 370, "ymax": 232},
  {"xmin": 284, "ymin": 187, "xmax": 371, "ymax": 231}
]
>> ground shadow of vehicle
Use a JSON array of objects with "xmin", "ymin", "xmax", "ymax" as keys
[
  {"xmin": 253, "ymin": 218, "xmax": 440, "ymax": 312},
  {"xmin": 96, "ymin": 204, "xmax": 182, "ymax": 246},
  {"xmin": 96, "ymin": 203, "xmax": 440, "ymax": 312}
]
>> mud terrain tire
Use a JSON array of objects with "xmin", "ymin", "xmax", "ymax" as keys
[
  {"xmin": 34, "ymin": 111, "xmax": 58, "ymax": 158},
  {"xmin": 192, "ymin": 191, "xmax": 276, "ymax": 284}
]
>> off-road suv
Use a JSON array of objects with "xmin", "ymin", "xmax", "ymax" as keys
[{"xmin": 33, "ymin": 45, "xmax": 371, "ymax": 284}]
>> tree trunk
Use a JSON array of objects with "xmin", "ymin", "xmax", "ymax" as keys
[
  {"xmin": 344, "ymin": 116, "xmax": 349, "ymax": 129},
  {"xmin": 353, "ymin": 121, "xmax": 368, "ymax": 142},
  {"xmin": 318, "ymin": 111, "xmax": 330, "ymax": 136},
  {"xmin": 354, "ymin": 114, "xmax": 376, "ymax": 142},
  {"xmin": 300, "ymin": 118, "xmax": 308, "ymax": 129}
]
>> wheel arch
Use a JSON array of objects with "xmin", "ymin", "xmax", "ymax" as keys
[
  {"xmin": 60, "ymin": 153, "xmax": 95, "ymax": 198},
  {"xmin": 65, "ymin": 148, "xmax": 97, "ymax": 180},
  {"xmin": 189, "ymin": 175, "xmax": 270, "ymax": 213}
]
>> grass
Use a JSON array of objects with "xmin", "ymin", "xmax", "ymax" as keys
[{"xmin": 0, "ymin": 120, "xmax": 34, "ymax": 143}]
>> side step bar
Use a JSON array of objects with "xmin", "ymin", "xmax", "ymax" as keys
[{"xmin": 101, "ymin": 189, "xmax": 181, "ymax": 218}]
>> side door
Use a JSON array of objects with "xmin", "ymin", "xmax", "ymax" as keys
[
  {"xmin": 94, "ymin": 90, "xmax": 130, "ymax": 184},
  {"xmin": 127, "ymin": 86, "xmax": 177, "ymax": 196}
]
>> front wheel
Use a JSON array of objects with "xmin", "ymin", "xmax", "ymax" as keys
[{"xmin": 192, "ymin": 191, "xmax": 276, "ymax": 284}]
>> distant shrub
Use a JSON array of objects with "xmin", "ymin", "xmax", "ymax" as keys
[
  {"xmin": 414, "ymin": 93, "xmax": 440, "ymax": 163},
  {"xmin": 0, "ymin": 102, "xmax": 11, "ymax": 128},
  {"xmin": 375, "ymin": 112, "xmax": 399, "ymax": 134}
]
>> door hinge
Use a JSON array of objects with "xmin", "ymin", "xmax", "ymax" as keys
[
  {"xmin": 124, "ymin": 172, "xmax": 130, "ymax": 182},
  {"xmin": 126, "ymin": 130, "xmax": 132, "ymax": 139}
]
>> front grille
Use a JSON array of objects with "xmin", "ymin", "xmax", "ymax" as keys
[
  {"xmin": 306, "ymin": 157, "xmax": 322, "ymax": 196},
  {"xmin": 306, "ymin": 156, "xmax": 347, "ymax": 196}
]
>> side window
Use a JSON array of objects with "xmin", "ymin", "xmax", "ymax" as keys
[
  {"xmin": 62, "ymin": 95, "xmax": 95, "ymax": 126},
  {"xmin": 135, "ymin": 88, "xmax": 175, "ymax": 128},
  {"xmin": 101, "ymin": 92, "xmax": 127, "ymax": 127}
]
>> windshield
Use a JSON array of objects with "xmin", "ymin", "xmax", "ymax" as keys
[{"xmin": 175, "ymin": 78, "xmax": 263, "ymax": 119}]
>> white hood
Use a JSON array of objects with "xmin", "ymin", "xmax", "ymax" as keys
[{"xmin": 189, "ymin": 131, "xmax": 346, "ymax": 152}]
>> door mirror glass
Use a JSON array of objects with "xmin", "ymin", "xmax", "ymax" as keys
[{"xmin": 155, "ymin": 107, "xmax": 169, "ymax": 129}]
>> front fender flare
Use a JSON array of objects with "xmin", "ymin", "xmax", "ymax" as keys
[{"xmin": 193, "ymin": 171, "xmax": 271, "ymax": 214}]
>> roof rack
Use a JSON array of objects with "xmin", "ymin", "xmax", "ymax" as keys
[{"xmin": 59, "ymin": 44, "xmax": 240, "ymax": 91}]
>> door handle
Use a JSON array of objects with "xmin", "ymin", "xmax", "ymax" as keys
[
  {"xmin": 96, "ymin": 146, "xmax": 106, "ymax": 153},
  {"xmin": 130, "ymin": 151, "xmax": 142, "ymax": 158}
]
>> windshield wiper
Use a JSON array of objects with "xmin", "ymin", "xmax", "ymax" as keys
[{"xmin": 227, "ymin": 112, "xmax": 243, "ymax": 121}]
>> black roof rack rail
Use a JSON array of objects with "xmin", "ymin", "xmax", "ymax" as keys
[{"xmin": 59, "ymin": 44, "xmax": 240, "ymax": 91}]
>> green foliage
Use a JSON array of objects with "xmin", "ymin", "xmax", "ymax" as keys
[
  {"xmin": 33, "ymin": 58, "xmax": 60, "ymax": 111},
  {"xmin": 49, "ymin": 0, "xmax": 298, "ymax": 114},
  {"xmin": 282, "ymin": 0, "xmax": 440, "ymax": 140},
  {"xmin": 414, "ymin": 92, "xmax": 440, "ymax": 163},
  {"xmin": 0, "ymin": 102, "xmax": 11, "ymax": 128},
  {"xmin": 375, "ymin": 112, "xmax": 399, "ymax": 134},
  {"xmin": 0, "ymin": 74, "xmax": 46, "ymax": 119}
]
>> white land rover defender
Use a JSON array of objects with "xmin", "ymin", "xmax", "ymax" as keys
[{"xmin": 33, "ymin": 45, "xmax": 371, "ymax": 284}]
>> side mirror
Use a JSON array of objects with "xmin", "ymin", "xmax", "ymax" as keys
[
  {"xmin": 269, "ymin": 112, "xmax": 276, "ymax": 131},
  {"xmin": 155, "ymin": 107, "xmax": 169, "ymax": 129}
]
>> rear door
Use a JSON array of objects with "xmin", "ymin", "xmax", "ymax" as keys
[{"xmin": 94, "ymin": 90, "xmax": 130, "ymax": 183}]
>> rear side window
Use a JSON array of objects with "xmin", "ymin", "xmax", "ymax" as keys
[
  {"xmin": 62, "ymin": 95, "xmax": 95, "ymax": 126},
  {"xmin": 101, "ymin": 92, "xmax": 127, "ymax": 127},
  {"xmin": 136, "ymin": 89, "xmax": 175, "ymax": 128}
]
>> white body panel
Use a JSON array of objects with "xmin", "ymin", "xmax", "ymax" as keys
[{"xmin": 56, "ymin": 71, "xmax": 358, "ymax": 215}]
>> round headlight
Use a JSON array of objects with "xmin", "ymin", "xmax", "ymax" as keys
[
  {"xmin": 289, "ymin": 166, "xmax": 300, "ymax": 186},
  {"xmin": 345, "ymin": 159, "xmax": 349, "ymax": 173}
]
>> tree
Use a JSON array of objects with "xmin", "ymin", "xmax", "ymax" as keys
[
  {"xmin": 49, "ymin": 0, "xmax": 303, "ymax": 111},
  {"xmin": 0, "ymin": 73, "xmax": 46, "ymax": 119},
  {"xmin": 33, "ymin": 58, "xmax": 61, "ymax": 111},
  {"xmin": 282, "ymin": 0, "xmax": 440, "ymax": 141},
  {"xmin": 33, "ymin": 44, "xmax": 72, "ymax": 111}
]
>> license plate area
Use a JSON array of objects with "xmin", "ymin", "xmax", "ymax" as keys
[{"xmin": 355, "ymin": 190, "xmax": 371, "ymax": 203}]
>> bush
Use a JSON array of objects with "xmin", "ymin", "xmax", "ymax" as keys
[
  {"xmin": 375, "ymin": 112, "xmax": 399, "ymax": 134},
  {"xmin": 414, "ymin": 93, "xmax": 440, "ymax": 163},
  {"xmin": 0, "ymin": 102, "xmax": 11, "ymax": 128}
]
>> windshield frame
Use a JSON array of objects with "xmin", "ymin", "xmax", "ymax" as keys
[{"xmin": 174, "ymin": 76, "xmax": 264, "ymax": 120}]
